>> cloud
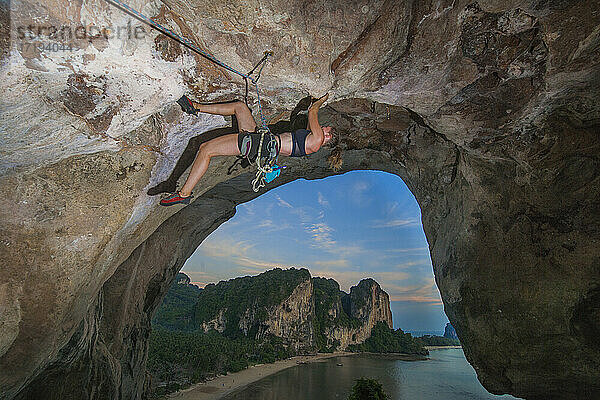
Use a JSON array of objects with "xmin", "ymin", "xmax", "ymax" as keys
[
  {"xmin": 313, "ymin": 259, "xmax": 351, "ymax": 269},
  {"xmin": 184, "ymin": 271, "xmax": 213, "ymax": 279},
  {"xmin": 386, "ymin": 278, "xmax": 443, "ymax": 304},
  {"xmin": 291, "ymin": 206, "xmax": 313, "ymax": 224},
  {"xmin": 256, "ymin": 218, "xmax": 291, "ymax": 232},
  {"xmin": 180, "ymin": 271, "xmax": 220, "ymax": 289},
  {"xmin": 391, "ymin": 260, "xmax": 431, "ymax": 270},
  {"xmin": 274, "ymin": 194, "xmax": 293, "ymax": 209},
  {"xmin": 386, "ymin": 201, "xmax": 399, "ymax": 216},
  {"xmin": 353, "ymin": 180, "xmax": 369, "ymax": 193},
  {"xmin": 317, "ymin": 192, "xmax": 330, "ymax": 208},
  {"xmin": 258, "ymin": 219, "xmax": 274, "ymax": 228},
  {"xmin": 237, "ymin": 202, "xmax": 256, "ymax": 216},
  {"xmin": 390, "ymin": 296, "xmax": 443, "ymax": 305},
  {"xmin": 370, "ymin": 271, "xmax": 411, "ymax": 281},
  {"xmin": 349, "ymin": 180, "xmax": 374, "ymax": 207},
  {"xmin": 197, "ymin": 238, "xmax": 295, "ymax": 272},
  {"xmin": 371, "ymin": 218, "xmax": 420, "ymax": 228},
  {"xmin": 306, "ymin": 221, "xmax": 336, "ymax": 249},
  {"xmin": 185, "ymin": 272, "xmax": 222, "ymax": 287},
  {"xmin": 333, "ymin": 244, "xmax": 365, "ymax": 257}
]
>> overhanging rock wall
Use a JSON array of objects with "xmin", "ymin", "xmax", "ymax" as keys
[{"xmin": 1, "ymin": 1, "xmax": 599, "ymax": 399}]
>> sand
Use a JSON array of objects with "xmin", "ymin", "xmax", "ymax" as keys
[
  {"xmin": 165, "ymin": 352, "xmax": 356, "ymax": 400},
  {"xmin": 425, "ymin": 345, "xmax": 463, "ymax": 350}
]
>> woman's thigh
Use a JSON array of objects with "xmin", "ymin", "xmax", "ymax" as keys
[
  {"xmin": 203, "ymin": 133, "xmax": 241, "ymax": 157},
  {"xmin": 235, "ymin": 103, "xmax": 257, "ymax": 133}
]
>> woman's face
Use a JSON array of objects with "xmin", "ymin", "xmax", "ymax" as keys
[{"xmin": 323, "ymin": 126, "xmax": 333, "ymax": 144}]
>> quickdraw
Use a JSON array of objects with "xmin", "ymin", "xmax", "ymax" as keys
[
  {"xmin": 104, "ymin": 0, "xmax": 281, "ymax": 191},
  {"xmin": 251, "ymin": 127, "xmax": 281, "ymax": 192}
]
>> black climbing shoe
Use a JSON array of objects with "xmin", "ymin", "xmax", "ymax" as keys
[
  {"xmin": 177, "ymin": 95, "xmax": 197, "ymax": 115},
  {"xmin": 147, "ymin": 180, "xmax": 177, "ymax": 196}
]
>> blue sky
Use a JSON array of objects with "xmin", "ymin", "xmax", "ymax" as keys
[{"xmin": 182, "ymin": 170, "xmax": 449, "ymax": 333}]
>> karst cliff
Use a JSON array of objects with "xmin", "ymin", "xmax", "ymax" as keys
[
  {"xmin": 155, "ymin": 269, "xmax": 393, "ymax": 353},
  {"xmin": 0, "ymin": 0, "xmax": 599, "ymax": 399}
]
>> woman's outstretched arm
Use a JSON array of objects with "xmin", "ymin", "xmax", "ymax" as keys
[{"xmin": 305, "ymin": 93, "xmax": 329, "ymax": 153}]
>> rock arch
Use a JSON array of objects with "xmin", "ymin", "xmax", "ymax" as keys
[{"xmin": 1, "ymin": 1, "xmax": 599, "ymax": 399}]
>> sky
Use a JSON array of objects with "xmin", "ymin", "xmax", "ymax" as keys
[{"xmin": 181, "ymin": 170, "xmax": 449, "ymax": 333}]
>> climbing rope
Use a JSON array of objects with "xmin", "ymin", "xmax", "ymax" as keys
[
  {"xmin": 244, "ymin": 51, "xmax": 271, "ymax": 109},
  {"xmin": 104, "ymin": 0, "xmax": 280, "ymax": 191},
  {"xmin": 103, "ymin": 0, "xmax": 272, "ymax": 130}
]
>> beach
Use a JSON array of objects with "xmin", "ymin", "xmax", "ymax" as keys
[
  {"xmin": 165, "ymin": 352, "xmax": 356, "ymax": 400},
  {"xmin": 425, "ymin": 345, "xmax": 463, "ymax": 350},
  {"xmin": 162, "ymin": 349, "xmax": 451, "ymax": 399}
]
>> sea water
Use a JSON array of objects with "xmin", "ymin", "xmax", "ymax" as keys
[{"xmin": 223, "ymin": 348, "xmax": 522, "ymax": 400}]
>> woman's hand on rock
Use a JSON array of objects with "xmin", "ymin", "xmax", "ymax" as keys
[{"xmin": 309, "ymin": 93, "xmax": 329, "ymax": 112}]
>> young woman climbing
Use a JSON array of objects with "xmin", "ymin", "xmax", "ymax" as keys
[{"xmin": 160, "ymin": 93, "xmax": 333, "ymax": 206}]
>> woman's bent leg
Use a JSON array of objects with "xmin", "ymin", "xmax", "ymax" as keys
[
  {"xmin": 179, "ymin": 133, "xmax": 240, "ymax": 197},
  {"xmin": 192, "ymin": 101, "xmax": 257, "ymax": 133}
]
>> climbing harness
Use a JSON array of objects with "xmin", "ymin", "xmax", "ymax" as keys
[
  {"xmin": 251, "ymin": 127, "xmax": 282, "ymax": 192},
  {"xmin": 104, "ymin": 0, "xmax": 280, "ymax": 191}
]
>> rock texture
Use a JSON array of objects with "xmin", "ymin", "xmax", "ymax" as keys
[
  {"xmin": 200, "ymin": 308, "xmax": 227, "ymax": 334},
  {"xmin": 344, "ymin": 279, "xmax": 393, "ymax": 330},
  {"xmin": 444, "ymin": 322, "xmax": 459, "ymax": 340},
  {"xmin": 189, "ymin": 270, "xmax": 391, "ymax": 353},
  {"xmin": 319, "ymin": 278, "xmax": 394, "ymax": 350},
  {"xmin": 256, "ymin": 278, "xmax": 315, "ymax": 351},
  {"xmin": 1, "ymin": 0, "xmax": 599, "ymax": 399}
]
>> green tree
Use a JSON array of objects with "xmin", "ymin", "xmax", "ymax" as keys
[
  {"xmin": 348, "ymin": 378, "xmax": 388, "ymax": 400},
  {"xmin": 418, "ymin": 334, "xmax": 460, "ymax": 346},
  {"xmin": 348, "ymin": 322, "xmax": 428, "ymax": 355}
]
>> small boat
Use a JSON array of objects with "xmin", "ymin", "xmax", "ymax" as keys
[{"xmin": 336, "ymin": 363, "xmax": 343, "ymax": 366}]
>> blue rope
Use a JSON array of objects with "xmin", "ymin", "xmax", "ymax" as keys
[{"xmin": 104, "ymin": 0, "xmax": 271, "ymax": 129}]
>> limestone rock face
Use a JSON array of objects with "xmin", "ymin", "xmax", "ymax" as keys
[
  {"xmin": 258, "ymin": 278, "xmax": 315, "ymax": 352},
  {"xmin": 229, "ymin": 274, "xmax": 315, "ymax": 353},
  {"xmin": 176, "ymin": 272, "xmax": 391, "ymax": 353},
  {"xmin": 190, "ymin": 268, "xmax": 317, "ymax": 352},
  {"xmin": 323, "ymin": 279, "xmax": 394, "ymax": 350},
  {"xmin": 200, "ymin": 308, "xmax": 227, "ymax": 334},
  {"xmin": 345, "ymin": 279, "xmax": 393, "ymax": 330},
  {"xmin": 311, "ymin": 277, "xmax": 393, "ymax": 351},
  {"xmin": 1, "ymin": 0, "xmax": 599, "ymax": 399}
]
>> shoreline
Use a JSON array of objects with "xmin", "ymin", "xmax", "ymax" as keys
[
  {"xmin": 165, "ymin": 352, "xmax": 357, "ymax": 400},
  {"xmin": 425, "ymin": 345, "xmax": 462, "ymax": 350},
  {"xmin": 360, "ymin": 351, "xmax": 428, "ymax": 361},
  {"xmin": 162, "ymin": 348, "xmax": 457, "ymax": 399}
]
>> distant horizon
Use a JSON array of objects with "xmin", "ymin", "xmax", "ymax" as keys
[{"xmin": 182, "ymin": 170, "xmax": 450, "ymax": 332}]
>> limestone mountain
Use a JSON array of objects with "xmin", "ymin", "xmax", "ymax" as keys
[
  {"xmin": 153, "ymin": 269, "xmax": 394, "ymax": 353},
  {"xmin": 314, "ymin": 277, "xmax": 393, "ymax": 351},
  {"xmin": 193, "ymin": 268, "xmax": 315, "ymax": 352}
]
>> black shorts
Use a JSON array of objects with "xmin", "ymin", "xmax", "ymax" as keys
[{"xmin": 238, "ymin": 131, "xmax": 279, "ymax": 163}]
